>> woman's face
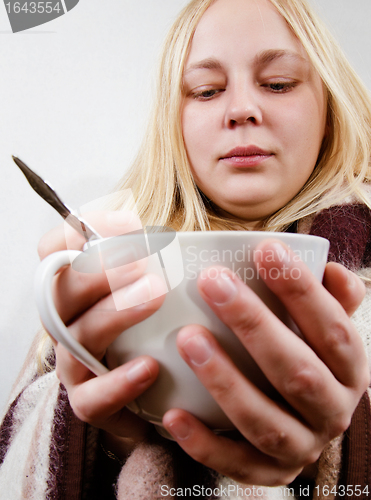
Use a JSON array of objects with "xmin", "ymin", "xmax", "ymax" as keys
[{"xmin": 182, "ymin": 0, "xmax": 327, "ymax": 226}]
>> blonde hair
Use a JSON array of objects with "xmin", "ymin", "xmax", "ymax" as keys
[{"xmin": 114, "ymin": 0, "xmax": 371, "ymax": 231}]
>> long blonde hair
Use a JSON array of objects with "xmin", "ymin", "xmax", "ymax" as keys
[{"xmin": 114, "ymin": 0, "xmax": 371, "ymax": 231}]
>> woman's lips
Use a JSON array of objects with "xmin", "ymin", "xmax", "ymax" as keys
[{"xmin": 220, "ymin": 146, "xmax": 273, "ymax": 167}]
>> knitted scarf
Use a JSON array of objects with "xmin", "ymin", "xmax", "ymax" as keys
[{"xmin": 1, "ymin": 202, "xmax": 370, "ymax": 500}]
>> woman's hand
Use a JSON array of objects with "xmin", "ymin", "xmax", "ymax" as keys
[
  {"xmin": 162, "ymin": 239, "xmax": 369, "ymax": 486},
  {"xmin": 38, "ymin": 211, "xmax": 166, "ymax": 458}
]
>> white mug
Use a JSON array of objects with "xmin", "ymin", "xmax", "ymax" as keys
[{"xmin": 35, "ymin": 230, "xmax": 329, "ymax": 437}]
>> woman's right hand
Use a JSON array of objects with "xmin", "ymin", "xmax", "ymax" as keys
[{"xmin": 37, "ymin": 211, "xmax": 167, "ymax": 458}]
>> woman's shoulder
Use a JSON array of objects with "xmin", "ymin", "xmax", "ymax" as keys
[{"xmin": 298, "ymin": 198, "xmax": 371, "ymax": 271}]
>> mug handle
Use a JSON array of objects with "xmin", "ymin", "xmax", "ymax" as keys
[{"xmin": 34, "ymin": 250, "xmax": 109, "ymax": 376}]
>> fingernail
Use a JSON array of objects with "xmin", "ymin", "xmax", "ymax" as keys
[
  {"xmin": 123, "ymin": 275, "xmax": 152, "ymax": 307},
  {"xmin": 168, "ymin": 419, "xmax": 190, "ymax": 440},
  {"xmin": 269, "ymin": 242, "xmax": 290, "ymax": 266},
  {"xmin": 126, "ymin": 360, "xmax": 152, "ymax": 384},
  {"xmin": 182, "ymin": 334, "xmax": 214, "ymax": 366},
  {"xmin": 201, "ymin": 270, "xmax": 237, "ymax": 305},
  {"xmin": 255, "ymin": 242, "xmax": 291, "ymax": 275}
]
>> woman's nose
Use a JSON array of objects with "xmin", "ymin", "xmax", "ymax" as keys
[{"xmin": 224, "ymin": 85, "xmax": 263, "ymax": 127}]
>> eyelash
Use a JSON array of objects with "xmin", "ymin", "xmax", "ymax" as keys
[
  {"xmin": 263, "ymin": 81, "xmax": 297, "ymax": 93},
  {"xmin": 191, "ymin": 89, "xmax": 224, "ymax": 100},
  {"xmin": 190, "ymin": 81, "xmax": 297, "ymax": 100}
]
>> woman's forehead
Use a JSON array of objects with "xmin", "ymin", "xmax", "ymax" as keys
[{"xmin": 186, "ymin": 0, "xmax": 307, "ymax": 67}]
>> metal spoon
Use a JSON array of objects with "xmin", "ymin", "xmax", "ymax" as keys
[{"xmin": 12, "ymin": 156, "xmax": 101, "ymax": 242}]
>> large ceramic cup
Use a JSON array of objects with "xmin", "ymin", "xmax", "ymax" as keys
[{"xmin": 35, "ymin": 230, "xmax": 329, "ymax": 437}]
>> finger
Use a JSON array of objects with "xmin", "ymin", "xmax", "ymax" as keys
[
  {"xmin": 196, "ymin": 266, "xmax": 358, "ymax": 431},
  {"xmin": 55, "ymin": 341, "xmax": 96, "ymax": 386},
  {"xmin": 67, "ymin": 274, "xmax": 167, "ymax": 358},
  {"xmin": 38, "ymin": 210, "xmax": 142, "ymax": 259},
  {"xmin": 252, "ymin": 240, "xmax": 369, "ymax": 390},
  {"xmin": 38, "ymin": 223, "xmax": 75, "ymax": 260},
  {"xmin": 68, "ymin": 356, "xmax": 159, "ymax": 427},
  {"xmin": 41, "ymin": 210, "xmax": 146, "ymax": 322},
  {"xmin": 53, "ymin": 258, "xmax": 146, "ymax": 324},
  {"xmin": 163, "ymin": 409, "xmax": 302, "ymax": 487},
  {"xmin": 323, "ymin": 262, "xmax": 366, "ymax": 317},
  {"xmin": 175, "ymin": 325, "xmax": 324, "ymax": 462},
  {"xmin": 55, "ymin": 348, "xmax": 156, "ymax": 448},
  {"xmin": 54, "ymin": 291, "xmax": 165, "ymax": 387},
  {"xmin": 54, "ymin": 275, "xmax": 167, "ymax": 386}
]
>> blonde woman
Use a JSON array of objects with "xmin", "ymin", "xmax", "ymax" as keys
[{"xmin": 1, "ymin": 0, "xmax": 370, "ymax": 498}]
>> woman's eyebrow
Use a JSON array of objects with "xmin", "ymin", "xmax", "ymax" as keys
[
  {"xmin": 254, "ymin": 49, "xmax": 308, "ymax": 67},
  {"xmin": 183, "ymin": 50, "xmax": 308, "ymax": 76},
  {"xmin": 184, "ymin": 58, "xmax": 224, "ymax": 75}
]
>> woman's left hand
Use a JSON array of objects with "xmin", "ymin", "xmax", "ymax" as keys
[{"xmin": 162, "ymin": 239, "xmax": 370, "ymax": 486}]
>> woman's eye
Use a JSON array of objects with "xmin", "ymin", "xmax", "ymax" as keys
[
  {"xmin": 191, "ymin": 89, "xmax": 224, "ymax": 100},
  {"xmin": 263, "ymin": 81, "xmax": 297, "ymax": 93}
]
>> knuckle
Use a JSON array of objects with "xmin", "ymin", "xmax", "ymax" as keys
[
  {"xmin": 71, "ymin": 393, "xmax": 97, "ymax": 424},
  {"xmin": 300, "ymin": 448, "xmax": 322, "ymax": 468},
  {"xmin": 286, "ymin": 276, "xmax": 317, "ymax": 303},
  {"xmin": 254, "ymin": 429, "xmax": 321, "ymax": 469},
  {"xmin": 191, "ymin": 446, "xmax": 214, "ymax": 466},
  {"xmin": 315, "ymin": 409, "xmax": 351, "ymax": 442},
  {"xmin": 233, "ymin": 306, "xmax": 266, "ymax": 341},
  {"xmin": 326, "ymin": 413, "xmax": 352, "ymax": 439},
  {"xmin": 322, "ymin": 319, "xmax": 353, "ymax": 352},
  {"xmin": 254, "ymin": 428, "xmax": 290, "ymax": 457},
  {"xmin": 350, "ymin": 362, "xmax": 371, "ymax": 394},
  {"xmin": 71, "ymin": 404, "xmax": 92, "ymax": 424},
  {"xmin": 284, "ymin": 362, "xmax": 321, "ymax": 399},
  {"xmin": 231, "ymin": 469, "xmax": 253, "ymax": 485},
  {"xmin": 208, "ymin": 374, "xmax": 238, "ymax": 401}
]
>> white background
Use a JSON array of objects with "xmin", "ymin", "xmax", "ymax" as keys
[{"xmin": 0, "ymin": 0, "xmax": 370, "ymax": 412}]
